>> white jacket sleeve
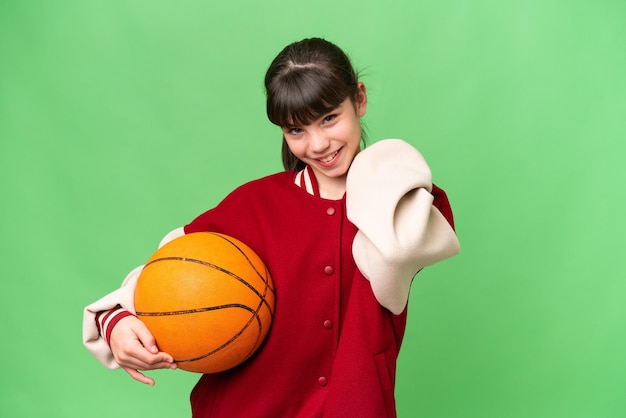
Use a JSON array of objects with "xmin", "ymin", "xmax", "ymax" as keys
[
  {"xmin": 346, "ymin": 139, "xmax": 460, "ymax": 315},
  {"xmin": 82, "ymin": 227, "xmax": 185, "ymax": 368}
]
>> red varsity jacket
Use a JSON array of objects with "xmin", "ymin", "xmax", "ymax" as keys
[{"xmin": 183, "ymin": 170, "xmax": 454, "ymax": 418}]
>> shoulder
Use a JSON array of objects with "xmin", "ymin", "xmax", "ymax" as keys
[
  {"xmin": 185, "ymin": 171, "xmax": 297, "ymax": 234},
  {"xmin": 232, "ymin": 171, "xmax": 295, "ymax": 194},
  {"xmin": 221, "ymin": 171, "xmax": 297, "ymax": 204}
]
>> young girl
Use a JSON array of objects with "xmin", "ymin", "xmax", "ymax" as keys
[{"xmin": 83, "ymin": 37, "xmax": 460, "ymax": 418}]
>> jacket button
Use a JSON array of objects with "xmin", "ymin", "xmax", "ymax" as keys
[
  {"xmin": 324, "ymin": 265, "xmax": 334, "ymax": 275},
  {"xmin": 323, "ymin": 320, "xmax": 333, "ymax": 329},
  {"xmin": 318, "ymin": 376, "xmax": 328, "ymax": 386},
  {"xmin": 326, "ymin": 207, "xmax": 336, "ymax": 216}
]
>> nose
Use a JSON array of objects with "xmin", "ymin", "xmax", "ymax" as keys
[{"xmin": 309, "ymin": 130, "xmax": 330, "ymax": 154}]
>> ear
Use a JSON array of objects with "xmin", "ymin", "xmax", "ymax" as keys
[{"xmin": 356, "ymin": 82, "xmax": 368, "ymax": 117}]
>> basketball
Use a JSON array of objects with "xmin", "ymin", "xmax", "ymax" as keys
[{"xmin": 134, "ymin": 232, "xmax": 275, "ymax": 374}]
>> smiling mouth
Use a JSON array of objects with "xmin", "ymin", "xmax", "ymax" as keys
[{"xmin": 318, "ymin": 148, "xmax": 342, "ymax": 163}]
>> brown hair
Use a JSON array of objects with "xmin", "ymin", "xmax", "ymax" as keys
[{"xmin": 264, "ymin": 38, "xmax": 364, "ymax": 171}]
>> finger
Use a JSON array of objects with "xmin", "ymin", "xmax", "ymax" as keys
[
  {"xmin": 131, "ymin": 321, "xmax": 159, "ymax": 354},
  {"xmin": 123, "ymin": 367, "xmax": 155, "ymax": 386},
  {"xmin": 117, "ymin": 349, "xmax": 177, "ymax": 371},
  {"xmin": 132, "ymin": 324, "xmax": 176, "ymax": 364},
  {"xmin": 138, "ymin": 357, "xmax": 178, "ymax": 370},
  {"xmin": 110, "ymin": 317, "xmax": 176, "ymax": 368}
]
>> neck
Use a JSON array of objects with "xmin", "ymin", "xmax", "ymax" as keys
[{"xmin": 317, "ymin": 175, "xmax": 346, "ymax": 200}]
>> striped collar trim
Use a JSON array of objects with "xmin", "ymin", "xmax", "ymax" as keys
[{"xmin": 294, "ymin": 165, "xmax": 320, "ymax": 197}]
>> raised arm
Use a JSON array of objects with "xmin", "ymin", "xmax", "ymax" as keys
[{"xmin": 346, "ymin": 139, "xmax": 460, "ymax": 314}]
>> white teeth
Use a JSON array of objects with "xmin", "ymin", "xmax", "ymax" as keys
[{"xmin": 319, "ymin": 150, "xmax": 338, "ymax": 163}]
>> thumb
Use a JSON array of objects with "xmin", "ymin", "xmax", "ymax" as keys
[{"xmin": 132, "ymin": 320, "xmax": 159, "ymax": 354}]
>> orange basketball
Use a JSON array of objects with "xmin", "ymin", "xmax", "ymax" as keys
[{"xmin": 134, "ymin": 232, "xmax": 275, "ymax": 374}]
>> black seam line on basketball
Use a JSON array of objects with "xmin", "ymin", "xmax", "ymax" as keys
[
  {"xmin": 166, "ymin": 305, "xmax": 264, "ymax": 363},
  {"xmin": 210, "ymin": 231, "xmax": 278, "ymax": 317},
  {"xmin": 136, "ymin": 304, "xmax": 260, "ymax": 363},
  {"xmin": 209, "ymin": 233, "xmax": 276, "ymax": 293},
  {"xmin": 177, "ymin": 311, "xmax": 259, "ymax": 363},
  {"xmin": 145, "ymin": 255, "xmax": 275, "ymax": 319},
  {"xmin": 136, "ymin": 304, "xmax": 251, "ymax": 316},
  {"xmin": 136, "ymin": 299, "xmax": 268, "ymax": 362},
  {"xmin": 208, "ymin": 233, "xmax": 276, "ymax": 317},
  {"xmin": 136, "ymin": 300, "xmax": 267, "ymax": 364}
]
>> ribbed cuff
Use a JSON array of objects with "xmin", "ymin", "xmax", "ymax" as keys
[{"xmin": 95, "ymin": 306, "xmax": 135, "ymax": 346}]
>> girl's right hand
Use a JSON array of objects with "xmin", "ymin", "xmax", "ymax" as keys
[{"xmin": 109, "ymin": 315, "xmax": 177, "ymax": 386}]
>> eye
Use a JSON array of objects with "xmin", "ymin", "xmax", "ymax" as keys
[
  {"xmin": 285, "ymin": 127, "xmax": 303, "ymax": 136},
  {"xmin": 323, "ymin": 114, "xmax": 336, "ymax": 124}
]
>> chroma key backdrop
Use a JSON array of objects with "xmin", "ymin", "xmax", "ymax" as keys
[{"xmin": 1, "ymin": 1, "xmax": 625, "ymax": 417}]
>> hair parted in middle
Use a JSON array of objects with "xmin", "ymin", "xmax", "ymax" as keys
[{"xmin": 264, "ymin": 37, "xmax": 365, "ymax": 171}]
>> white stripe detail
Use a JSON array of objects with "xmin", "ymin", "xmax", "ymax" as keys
[
  {"xmin": 294, "ymin": 169, "xmax": 315, "ymax": 196},
  {"xmin": 302, "ymin": 168, "xmax": 314, "ymax": 195},
  {"xmin": 101, "ymin": 307, "xmax": 126, "ymax": 341},
  {"xmin": 294, "ymin": 170, "xmax": 303, "ymax": 188}
]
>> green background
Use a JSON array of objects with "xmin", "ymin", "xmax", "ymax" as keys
[{"xmin": 1, "ymin": 0, "xmax": 625, "ymax": 417}]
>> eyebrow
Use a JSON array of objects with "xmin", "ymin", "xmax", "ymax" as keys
[{"xmin": 281, "ymin": 102, "xmax": 345, "ymax": 129}]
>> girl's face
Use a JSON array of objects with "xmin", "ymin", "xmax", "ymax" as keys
[{"xmin": 282, "ymin": 82, "xmax": 367, "ymax": 199}]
